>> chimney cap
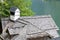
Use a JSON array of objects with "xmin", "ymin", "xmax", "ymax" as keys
[{"xmin": 10, "ymin": 6, "xmax": 19, "ymax": 12}]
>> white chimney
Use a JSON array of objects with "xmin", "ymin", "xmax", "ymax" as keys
[{"xmin": 10, "ymin": 7, "xmax": 20, "ymax": 21}]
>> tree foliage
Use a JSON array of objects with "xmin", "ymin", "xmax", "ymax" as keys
[
  {"xmin": 0, "ymin": 0, "xmax": 10, "ymax": 17},
  {"xmin": 0, "ymin": 0, "xmax": 34, "ymax": 17}
]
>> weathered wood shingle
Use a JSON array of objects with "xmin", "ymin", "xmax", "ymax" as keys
[{"xmin": 1, "ymin": 15, "xmax": 59, "ymax": 40}]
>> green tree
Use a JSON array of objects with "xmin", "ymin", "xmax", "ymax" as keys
[
  {"xmin": 0, "ymin": 0, "xmax": 10, "ymax": 17},
  {"xmin": 0, "ymin": 0, "xmax": 34, "ymax": 17},
  {"xmin": 12, "ymin": 0, "xmax": 34, "ymax": 16}
]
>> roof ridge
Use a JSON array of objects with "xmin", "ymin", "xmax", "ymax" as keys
[{"xmin": 20, "ymin": 15, "xmax": 52, "ymax": 19}]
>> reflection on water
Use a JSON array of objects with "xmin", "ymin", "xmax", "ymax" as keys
[{"xmin": 31, "ymin": 0, "xmax": 60, "ymax": 34}]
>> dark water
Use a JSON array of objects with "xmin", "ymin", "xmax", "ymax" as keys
[{"xmin": 31, "ymin": 0, "xmax": 60, "ymax": 35}]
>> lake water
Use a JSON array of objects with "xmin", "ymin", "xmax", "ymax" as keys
[{"xmin": 31, "ymin": 0, "xmax": 60, "ymax": 35}]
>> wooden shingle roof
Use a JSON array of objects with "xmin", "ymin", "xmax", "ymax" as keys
[{"xmin": 1, "ymin": 15, "xmax": 59, "ymax": 39}]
